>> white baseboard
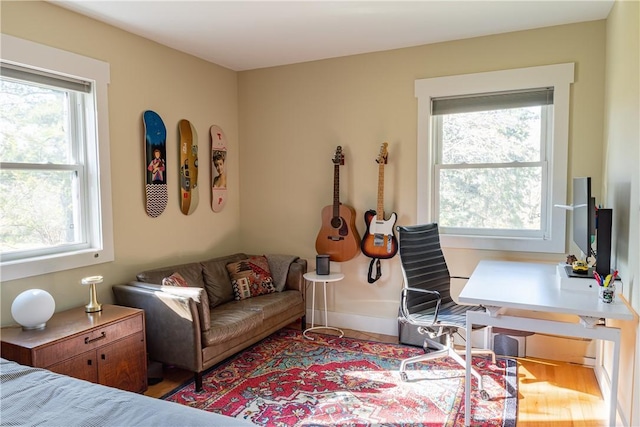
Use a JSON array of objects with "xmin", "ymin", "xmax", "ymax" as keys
[{"xmin": 306, "ymin": 309, "xmax": 398, "ymax": 337}]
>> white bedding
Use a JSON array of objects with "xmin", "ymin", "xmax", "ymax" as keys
[{"xmin": 0, "ymin": 358, "xmax": 254, "ymax": 427}]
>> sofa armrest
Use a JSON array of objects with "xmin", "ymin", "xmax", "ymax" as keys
[
  {"xmin": 126, "ymin": 281, "xmax": 211, "ymax": 332},
  {"xmin": 112, "ymin": 283, "xmax": 205, "ymax": 372},
  {"xmin": 285, "ymin": 258, "xmax": 307, "ymax": 300}
]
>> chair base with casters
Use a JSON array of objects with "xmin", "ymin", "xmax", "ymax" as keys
[{"xmin": 398, "ymin": 323, "xmax": 495, "ymax": 400}]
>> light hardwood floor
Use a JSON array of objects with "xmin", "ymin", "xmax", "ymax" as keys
[{"xmin": 146, "ymin": 326, "xmax": 608, "ymax": 426}]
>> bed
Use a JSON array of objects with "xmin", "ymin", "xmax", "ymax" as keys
[{"xmin": 0, "ymin": 358, "xmax": 254, "ymax": 426}]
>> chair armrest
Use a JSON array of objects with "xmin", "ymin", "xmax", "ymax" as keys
[
  {"xmin": 399, "ymin": 287, "xmax": 442, "ymax": 325},
  {"xmin": 112, "ymin": 283, "xmax": 205, "ymax": 372}
]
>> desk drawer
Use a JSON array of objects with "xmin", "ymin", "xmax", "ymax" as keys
[{"xmin": 36, "ymin": 314, "xmax": 143, "ymax": 368}]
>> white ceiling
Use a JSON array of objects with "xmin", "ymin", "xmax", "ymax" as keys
[{"xmin": 52, "ymin": 1, "xmax": 614, "ymax": 71}]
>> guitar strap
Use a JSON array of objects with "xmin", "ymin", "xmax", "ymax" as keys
[{"xmin": 367, "ymin": 258, "xmax": 382, "ymax": 284}]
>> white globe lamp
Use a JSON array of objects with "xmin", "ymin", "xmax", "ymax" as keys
[{"xmin": 11, "ymin": 289, "xmax": 56, "ymax": 330}]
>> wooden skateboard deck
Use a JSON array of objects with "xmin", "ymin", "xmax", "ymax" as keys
[
  {"xmin": 210, "ymin": 125, "xmax": 227, "ymax": 212},
  {"xmin": 143, "ymin": 110, "xmax": 168, "ymax": 218},
  {"xmin": 179, "ymin": 119, "xmax": 199, "ymax": 215}
]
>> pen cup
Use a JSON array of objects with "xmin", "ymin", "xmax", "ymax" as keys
[{"xmin": 599, "ymin": 284, "xmax": 615, "ymax": 303}]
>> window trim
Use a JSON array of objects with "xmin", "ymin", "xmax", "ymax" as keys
[
  {"xmin": 415, "ymin": 63, "xmax": 574, "ymax": 253},
  {"xmin": 1, "ymin": 34, "xmax": 113, "ymax": 280}
]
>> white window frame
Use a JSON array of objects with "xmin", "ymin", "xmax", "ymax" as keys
[
  {"xmin": 1, "ymin": 34, "xmax": 113, "ymax": 280},
  {"xmin": 415, "ymin": 63, "xmax": 574, "ymax": 253}
]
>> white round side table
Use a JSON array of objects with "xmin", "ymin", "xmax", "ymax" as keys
[{"xmin": 303, "ymin": 271, "xmax": 345, "ymax": 340}]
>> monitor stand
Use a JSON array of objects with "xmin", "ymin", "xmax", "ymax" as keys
[
  {"xmin": 562, "ymin": 264, "xmax": 619, "ymax": 280},
  {"xmin": 563, "ymin": 264, "xmax": 594, "ymax": 279},
  {"xmin": 557, "ymin": 264, "xmax": 598, "ymax": 292}
]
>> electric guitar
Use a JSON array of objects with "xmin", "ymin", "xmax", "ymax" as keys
[
  {"xmin": 315, "ymin": 146, "xmax": 361, "ymax": 262},
  {"xmin": 361, "ymin": 142, "xmax": 398, "ymax": 259}
]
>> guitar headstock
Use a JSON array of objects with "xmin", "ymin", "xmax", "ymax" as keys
[
  {"xmin": 376, "ymin": 142, "xmax": 389, "ymax": 165},
  {"xmin": 333, "ymin": 146, "xmax": 344, "ymax": 166}
]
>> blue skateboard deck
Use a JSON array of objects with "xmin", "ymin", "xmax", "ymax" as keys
[{"xmin": 143, "ymin": 110, "xmax": 168, "ymax": 218}]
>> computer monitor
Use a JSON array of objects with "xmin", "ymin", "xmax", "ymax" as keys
[
  {"xmin": 572, "ymin": 177, "xmax": 612, "ymax": 276},
  {"xmin": 572, "ymin": 177, "xmax": 595, "ymax": 260}
]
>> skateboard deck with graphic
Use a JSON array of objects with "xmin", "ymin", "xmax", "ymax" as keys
[
  {"xmin": 179, "ymin": 119, "xmax": 199, "ymax": 215},
  {"xmin": 143, "ymin": 110, "xmax": 168, "ymax": 218},
  {"xmin": 210, "ymin": 125, "xmax": 228, "ymax": 212}
]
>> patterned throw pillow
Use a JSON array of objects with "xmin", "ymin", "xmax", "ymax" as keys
[
  {"xmin": 226, "ymin": 256, "xmax": 276, "ymax": 300},
  {"xmin": 162, "ymin": 272, "xmax": 189, "ymax": 287}
]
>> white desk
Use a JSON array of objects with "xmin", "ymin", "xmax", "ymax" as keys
[
  {"xmin": 303, "ymin": 271, "xmax": 345, "ymax": 340},
  {"xmin": 459, "ymin": 260, "xmax": 634, "ymax": 427}
]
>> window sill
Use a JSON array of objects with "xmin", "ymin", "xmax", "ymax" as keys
[
  {"xmin": 1, "ymin": 247, "xmax": 114, "ymax": 281},
  {"xmin": 440, "ymin": 233, "xmax": 565, "ymax": 254}
]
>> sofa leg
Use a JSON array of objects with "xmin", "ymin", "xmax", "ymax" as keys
[
  {"xmin": 194, "ymin": 372, "xmax": 203, "ymax": 392},
  {"xmin": 300, "ymin": 315, "xmax": 306, "ymax": 331}
]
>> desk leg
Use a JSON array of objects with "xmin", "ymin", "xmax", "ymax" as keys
[
  {"xmin": 610, "ymin": 334, "xmax": 621, "ymax": 426},
  {"xmin": 465, "ymin": 314, "xmax": 472, "ymax": 426}
]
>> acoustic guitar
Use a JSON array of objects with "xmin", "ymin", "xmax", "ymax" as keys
[
  {"xmin": 315, "ymin": 146, "xmax": 361, "ymax": 262},
  {"xmin": 361, "ymin": 142, "xmax": 398, "ymax": 259}
]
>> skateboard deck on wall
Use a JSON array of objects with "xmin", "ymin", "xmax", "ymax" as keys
[
  {"xmin": 179, "ymin": 119, "xmax": 199, "ymax": 215},
  {"xmin": 210, "ymin": 125, "xmax": 227, "ymax": 212},
  {"xmin": 143, "ymin": 110, "xmax": 168, "ymax": 218}
]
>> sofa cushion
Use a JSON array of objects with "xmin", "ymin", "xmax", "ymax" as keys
[
  {"xmin": 202, "ymin": 306, "xmax": 262, "ymax": 346},
  {"xmin": 234, "ymin": 290, "xmax": 303, "ymax": 319},
  {"xmin": 201, "ymin": 253, "xmax": 247, "ymax": 308},
  {"xmin": 226, "ymin": 256, "xmax": 276, "ymax": 300},
  {"xmin": 137, "ymin": 263, "xmax": 206, "ymax": 289}
]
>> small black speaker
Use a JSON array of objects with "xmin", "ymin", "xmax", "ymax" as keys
[{"xmin": 316, "ymin": 255, "xmax": 330, "ymax": 275}]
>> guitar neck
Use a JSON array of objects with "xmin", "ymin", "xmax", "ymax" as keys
[
  {"xmin": 333, "ymin": 163, "xmax": 340, "ymax": 218},
  {"xmin": 376, "ymin": 160, "xmax": 384, "ymax": 220}
]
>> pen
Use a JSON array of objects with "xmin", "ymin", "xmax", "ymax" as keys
[
  {"xmin": 604, "ymin": 274, "xmax": 612, "ymax": 287},
  {"xmin": 593, "ymin": 271, "xmax": 602, "ymax": 286}
]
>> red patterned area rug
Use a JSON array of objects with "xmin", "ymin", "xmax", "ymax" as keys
[{"xmin": 162, "ymin": 328, "xmax": 517, "ymax": 426}]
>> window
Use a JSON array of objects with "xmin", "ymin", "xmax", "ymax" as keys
[
  {"xmin": 415, "ymin": 64, "xmax": 574, "ymax": 253},
  {"xmin": 0, "ymin": 35, "xmax": 113, "ymax": 280}
]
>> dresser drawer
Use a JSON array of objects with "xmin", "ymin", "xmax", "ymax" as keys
[{"xmin": 36, "ymin": 314, "xmax": 143, "ymax": 368}]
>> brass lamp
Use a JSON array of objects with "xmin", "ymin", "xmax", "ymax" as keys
[{"xmin": 81, "ymin": 275, "xmax": 103, "ymax": 313}]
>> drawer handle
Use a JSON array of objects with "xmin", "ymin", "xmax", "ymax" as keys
[{"xmin": 84, "ymin": 332, "xmax": 106, "ymax": 344}]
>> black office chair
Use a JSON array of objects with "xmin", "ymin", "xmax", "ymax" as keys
[{"xmin": 396, "ymin": 223, "xmax": 493, "ymax": 399}]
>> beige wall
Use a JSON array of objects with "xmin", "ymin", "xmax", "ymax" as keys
[
  {"xmin": 1, "ymin": 2, "xmax": 611, "ymax": 329},
  {"xmin": 603, "ymin": 1, "xmax": 640, "ymax": 425},
  {"xmin": 0, "ymin": 1, "xmax": 241, "ymax": 324},
  {"xmin": 238, "ymin": 21, "xmax": 608, "ymax": 325},
  {"xmin": 2, "ymin": 0, "xmax": 638, "ymax": 423}
]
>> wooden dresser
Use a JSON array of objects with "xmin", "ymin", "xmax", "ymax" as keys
[{"xmin": 1, "ymin": 304, "xmax": 147, "ymax": 393}]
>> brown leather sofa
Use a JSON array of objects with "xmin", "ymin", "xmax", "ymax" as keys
[{"xmin": 113, "ymin": 253, "xmax": 306, "ymax": 391}]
